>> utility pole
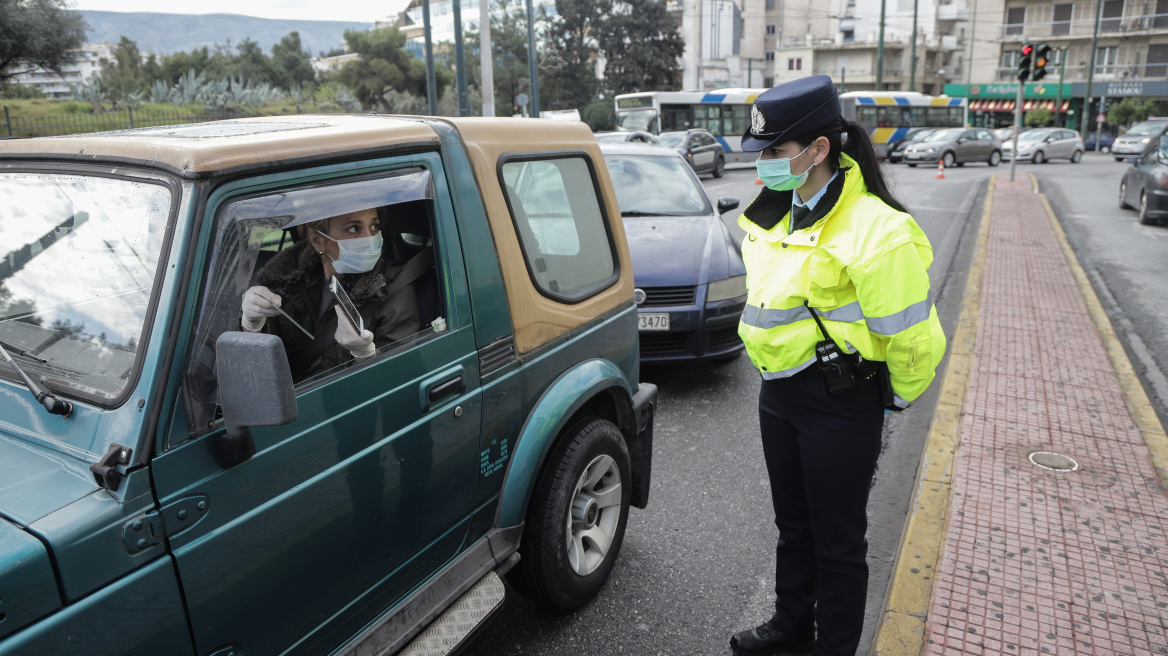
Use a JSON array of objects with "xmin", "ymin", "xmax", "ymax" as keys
[
  {"xmin": 524, "ymin": 0, "xmax": 540, "ymax": 117},
  {"xmin": 910, "ymin": 0, "xmax": 919, "ymax": 91},
  {"xmin": 1082, "ymin": 0, "xmax": 1104, "ymax": 137},
  {"xmin": 423, "ymin": 0, "xmax": 437, "ymax": 115},
  {"xmin": 452, "ymin": 0, "xmax": 469, "ymax": 116},
  {"xmin": 966, "ymin": 0, "xmax": 978, "ymax": 125},
  {"xmin": 876, "ymin": 0, "xmax": 887, "ymax": 90},
  {"xmin": 480, "ymin": 0, "xmax": 494, "ymax": 117},
  {"xmin": 1054, "ymin": 47, "xmax": 1067, "ymax": 127}
]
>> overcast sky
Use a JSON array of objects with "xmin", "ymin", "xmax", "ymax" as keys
[{"xmin": 70, "ymin": 0, "xmax": 412, "ymax": 23}]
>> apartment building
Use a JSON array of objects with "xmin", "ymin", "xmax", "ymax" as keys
[{"xmin": 10, "ymin": 43, "xmax": 114, "ymax": 100}]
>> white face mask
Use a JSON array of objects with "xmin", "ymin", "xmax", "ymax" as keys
[{"xmin": 316, "ymin": 230, "xmax": 383, "ymax": 275}]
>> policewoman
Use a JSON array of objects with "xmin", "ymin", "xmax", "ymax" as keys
[{"xmin": 729, "ymin": 76, "xmax": 946, "ymax": 656}]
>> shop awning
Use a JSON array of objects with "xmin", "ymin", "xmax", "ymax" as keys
[{"xmin": 972, "ymin": 98, "xmax": 1070, "ymax": 112}]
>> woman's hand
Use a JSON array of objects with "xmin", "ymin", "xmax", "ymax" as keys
[
  {"xmin": 241, "ymin": 286, "xmax": 282, "ymax": 332},
  {"xmin": 334, "ymin": 305, "xmax": 376, "ymax": 358}
]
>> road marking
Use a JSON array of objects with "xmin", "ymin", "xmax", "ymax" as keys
[{"xmin": 872, "ymin": 175, "xmax": 994, "ymax": 656}]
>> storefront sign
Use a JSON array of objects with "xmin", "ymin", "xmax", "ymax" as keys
[
  {"xmin": 945, "ymin": 83, "xmax": 1073, "ymax": 99},
  {"xmin": 1070, "ymin": 80, "xmax": 1168, "ymax": 98}
]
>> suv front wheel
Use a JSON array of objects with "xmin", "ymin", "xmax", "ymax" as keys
[{"xmin": 512, "ymin": 417, "xmax": 632, "ymax": 610}]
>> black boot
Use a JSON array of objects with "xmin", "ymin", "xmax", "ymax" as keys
[{"xmin": 729, "ymin": 620, "xmax": 814, "ymax": 656}]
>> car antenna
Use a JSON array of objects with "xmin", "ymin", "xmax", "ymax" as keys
[{"xmin": 0, "ymin": 342, "xmax": 73, "ymax": 417}]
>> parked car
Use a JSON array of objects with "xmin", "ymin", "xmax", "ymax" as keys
[
  {"xmin": 1001, "ymin": 127, "xmax": 1084, "ymax": 163},
  {"xmin": 1111, "ymin": 118, "xmax": 1168, "ymax": 161},
  {"xmin": 993, "ymin": 126, "xmax": 1032, "ymax": 143},
  {"xmin": 1084, "ymin": 130, "xmax": 1116, "ymax": 152},
  {"xmin": 887, "ymin": 128, "xmax": 936, "ymax": 163},
  {"xmin": 595, "ymin": 130, "xmax": 661, "ymax": 145},
  {"xmin": 600, "ymin": 142, "xmax": 745, "ymax": 362},
  {"xmin": 902, "ymin": 127, "xmax": 1002, "ymax": 167},
  {"xmin": 0, "ymin": 115, "xmax": 657, "ymax": 655},
  {"xmin": 1118, "ymin": 134, "xmax": 1168, "ymax": 225},
  {"xmin": 658, "ymin": 128, "xmax": 727, "ymax": 177}
]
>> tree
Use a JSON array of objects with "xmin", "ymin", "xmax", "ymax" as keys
[
  {"xmin": 1024, "ymin": 107, "xmax": 1052, "ymax": 127},
  {"xmin": 1108, "ymin": 97, "xmax": 1160, "ymax": 128},
  {"xmin": 333, "ymin": 26, "xmax": 444, "ymax": 113},
  {"xmin": 462, "ymin": 0, "xmax": 537, "ymax": 116},
  {"xmin": 98, "ymin": 37, "xmax": 151, "ymax": 104},
  {"xmin": 0, "ymin": 0, "xmax": 88, "ymax": 83},
  {"xmin": 225, "ymin": 38, "xmax": 276, "ymax": 85},
  {"xmin": 541, "ymin": 0, "xmax": 604, "ymax": 111},
  {"xmin": 597, "ymin": 0, "xmax": 684, "ymax": 96},
  {"xmin": 270, "ymin": 32, "xmax": 316, "ymax": 91}
]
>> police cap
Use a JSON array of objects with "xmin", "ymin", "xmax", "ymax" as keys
[{"xmin": 741, "ymin": 75, "xmax": 842, "ymax": 152}]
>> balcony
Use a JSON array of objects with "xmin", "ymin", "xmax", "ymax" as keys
[
  {"xmin": 937, "ymin": 3, "xmax": 970, "ymax": 22},
  {"xmin": 1000, "ymin": 12, "xmax": 1168, "ymax": 40}
]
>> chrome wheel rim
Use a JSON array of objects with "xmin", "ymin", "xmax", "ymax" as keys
[
  {"xmin": 1140, "ymin": 193, "xmax": 1147, "ymax": 218},
  {"xmin": 565, "ymin": 454, "xmax": 622, "ymax": 576}
]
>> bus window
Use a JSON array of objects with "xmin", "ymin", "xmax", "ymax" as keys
[
  {"xmin": 910, "ymin": 107, "xmax": 928, "ymax": 126},
  {"xmin": 926, "ymin": 107, "xmax": 953, "ymax": 127},
  {"xmin": 729, "ymin": 105, "xmax": 750, "ymax": 135},
  {"xmin": 856, "ymin": 106, "xmax": 878, "ymax": 128},
  {"xmin": 661, "ymin": 104, "xmax": 692, "ymax": 132},
  {"xmin": 949, "ymin": 107, "xmax": 965, "ymax": 126},
  {"xmin": 877, "ymin": 106, "xmax": 902, "ymax": 127},
  {"xmin": 693, "ymin": 104, "xmax": 722, "ymax": 135}
]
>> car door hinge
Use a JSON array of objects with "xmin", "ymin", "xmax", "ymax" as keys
[{"xmin": 122, "ymin": 495, "xmax": 209, "ymax": 554}]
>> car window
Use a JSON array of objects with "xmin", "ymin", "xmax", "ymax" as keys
[
  {"xmin": 702, "ymin": 133, "xmax": 716, "ymax": 146},
  {"xmin": 500, "ymin": 156, "xmax": 618, "ymax": 303},
  {"xmin": 181, "ymin": 168, "xmax": 439, "ymax": 437},
  {"xmin": 603, "ymin": 154, "xmax": 713, "ymax": 216},
  {"xmin": 1125, "ymin": 121, "xmax": 1165, "ymax": 136},
  {"xmin": 977, "ymin": 130, "xmax": 994, "ymax": 140},
  {"xmin": 926, "ymin": 128, "xmax": 965, "ymax": 142},
  {"xmin": 0, "ymin": 172, "xmax": 173, "ymax": 407}
]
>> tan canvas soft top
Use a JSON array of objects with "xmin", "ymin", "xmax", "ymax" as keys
[{"xmin": 0, "ymin": 114, "xmax": 440, "ymax": 175}]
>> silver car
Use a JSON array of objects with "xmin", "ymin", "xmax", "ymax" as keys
[
  {"xmin": 1001, "ymin": 128, "xmax": 1084, "ymax": 163},
  {"xmin": 902, "ymin": 127, "xmax": 1002, "ymax": 168},
  {"xmin": 1111, "ymin": 119, "xmax": 1168, "ymax": 161}
]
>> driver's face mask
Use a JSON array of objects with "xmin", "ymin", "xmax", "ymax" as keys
[{"xmin": 316, "ymin": 230, "xmax": 383, "ymax": 275}]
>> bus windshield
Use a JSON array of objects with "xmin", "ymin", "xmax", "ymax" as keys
[{"xmin": 618, "ymin": 109, "xmax": 657, "ymax": 132}]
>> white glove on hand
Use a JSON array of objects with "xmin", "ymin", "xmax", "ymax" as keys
[
  {"xmin": 241, "ymin": 286, "xmax": 282, "ymax": 332},
  {"xmin": 334, "ymin": 305, "xmax": 375, "ymax": 358}
]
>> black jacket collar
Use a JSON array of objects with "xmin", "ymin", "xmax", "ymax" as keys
[{"xmin": 743, "ymin": 167, "xmax": 850, "ymax": 232}]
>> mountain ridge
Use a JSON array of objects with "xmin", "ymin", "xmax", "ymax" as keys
[{"xmin": 78, "ymin": 10, "xmax": 377, "ymax": 57}]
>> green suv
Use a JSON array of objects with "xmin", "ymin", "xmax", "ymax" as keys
[{"xmin": 0, "ymin": 115, "xmax": 656, "ymax": 655}]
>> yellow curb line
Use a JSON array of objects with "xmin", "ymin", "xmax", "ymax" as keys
[
  {"xmin": 872, "ymin": 175, "xmax": 996, "ymax": 655},
  {"xmin": 1036, "ymin": 180, "xmax": 1168, "ymax": 488}
]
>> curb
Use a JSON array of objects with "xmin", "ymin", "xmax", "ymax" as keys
[
  {"xmin": 871, "ymin": 176, "xmax": 995, "ymax": 656},
  {"xmin": 1035, "ymin": 182, "xmax": 1168, "ymax": 489}
]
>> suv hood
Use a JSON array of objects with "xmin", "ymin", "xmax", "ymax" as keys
[
  {"xmin": 0, "ymin": 517, "xmax": 62, "ymax": 640},
  {"xmin": 0, "ymin": 433, "xmax": 99, "ymax": 528}
]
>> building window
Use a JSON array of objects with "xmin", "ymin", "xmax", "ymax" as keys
[
  {"xmin": 765, "ymin": 0, "xmax": 775, "ymax": 8},
  {"xmin": 1100, "ymin": 0, "xmax": 1124, "ymax": 32},
  {"xmin": 764, "ymin": 76, "xmax": 774, "ymax": 86},
  {"xmin": 1005, "ymin": 7, "xmax": 1025, "ymax": 36},
  {"xmin": 788, "ymin": 57, "xmax": 802, "ymax": 71},
  {"xmin": 766, "ymin": 23, "xmax": 776, "ymax": 36},
  {"xmin": 1095, "ymin": 45, "xmax": 1118, "ymax": 74},
  {"xmin": 766, "ymin": 51, "xmax": 775, "ymax": 62},
  {"xmin": 1051, "ymin": 3, "xmax": 1072, "ymax": 36},
  {"xmin": 843, "ymin": 30, "xmax": 854, "ymax": 42}
]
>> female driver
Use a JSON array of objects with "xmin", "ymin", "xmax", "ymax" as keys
[
  {"xmin": 240, "ymin": 207, "xmax": 420, "ymax": 382},
  {"xmin": 729, "ymin": 76, "xmax": 946, "ymax": 656}
]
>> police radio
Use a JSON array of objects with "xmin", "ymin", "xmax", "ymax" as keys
[{"xmin": 804, "ymin": 302, "xmax": 856, "ymax": 395}]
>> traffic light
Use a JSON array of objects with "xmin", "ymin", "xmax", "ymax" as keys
[
  {"xmin": 1018, "ymin": 43, "xmax": 1034, "ymax": 81},
  {"xmin": 1032, "ymin": 44, "xmax": 1052, "ymax": 81}
]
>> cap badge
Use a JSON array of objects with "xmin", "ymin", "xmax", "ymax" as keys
[{"xmin": 751, "ymin": 104, "xmax": 767, "ymax": 135}]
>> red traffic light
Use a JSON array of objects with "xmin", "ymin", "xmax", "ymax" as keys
[{"xmin": 1021, "ymin": 43, "xmax": 1034, "ymax": 56}]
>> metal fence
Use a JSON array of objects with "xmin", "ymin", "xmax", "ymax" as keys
[{"xmin": 1, "ymin": 105, "xmax": 350, "ymax": 139}]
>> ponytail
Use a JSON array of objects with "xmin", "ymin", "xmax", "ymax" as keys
[{"xmin": 796, "ymin": 117, "xmax": 909, "ymax": 214}]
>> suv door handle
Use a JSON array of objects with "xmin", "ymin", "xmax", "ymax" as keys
[{"xmin": 427, "ymin": 375, "xmax": 463, "ymax": 404}]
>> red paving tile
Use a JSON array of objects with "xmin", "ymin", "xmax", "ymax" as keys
[{"xmin": 922, "ymin": 178, "xmax": 1168, "ymax": 656}]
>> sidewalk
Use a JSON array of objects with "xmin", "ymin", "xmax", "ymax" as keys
[{"xmin": 875, "ymin": 175, "xmax": 1168, "ymax": 655}]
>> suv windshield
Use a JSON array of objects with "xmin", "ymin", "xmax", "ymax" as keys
[
  {"xmin": 0, "ymin": 172, "xmax": 171, "ymax": 402},
  {"xmin": 1018, "ymin": 130, "xmax": 1049, "ymax": 141},
  {"xmin": 617, "ymin": 109, "xmax": 657, "ymax": 132},
  {"xmin": 657, "ymin": 132, "xmax": 686, "ymax": 147},
  {"xmin": 604, "ymin": 154, "xmax": 712, "ymax": 216}
]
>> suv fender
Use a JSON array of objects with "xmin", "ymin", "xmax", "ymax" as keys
[{"xmin": 496, "ymin": 359, "xmax": 636, "ymax": 528}]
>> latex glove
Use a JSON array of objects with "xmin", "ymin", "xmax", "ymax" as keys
[
  {"xmin": 334, "ymin": 305, "xmax": 375, "ymax": 358},
  {"xmin": 241, "ymin": 286, "xmax": 282, "ymax": 332}
]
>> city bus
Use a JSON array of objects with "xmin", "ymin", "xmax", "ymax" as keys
[
  {"xmin": 614, "ymin": 89, "xmax": 768, "ymax": 163},
  {"xmin": 838, "ymin": 91, "xmax": 967, "ymax": 157}
]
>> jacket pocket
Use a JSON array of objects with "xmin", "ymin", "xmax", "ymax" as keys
[{"xmin": 806, "ymin": 248, "xmax": 845, "ymax": 307}]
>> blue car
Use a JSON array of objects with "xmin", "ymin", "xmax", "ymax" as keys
[
  {"xmin": 1084, "ymin": 131, "xmax": 1115, "ymax": 152},
  {"xmin": 600, "ymin": 142, "xmax": 746, "ymax": 362}
]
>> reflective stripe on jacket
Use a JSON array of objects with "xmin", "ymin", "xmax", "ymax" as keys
[{"xmin": 736, "ymin": 153, "xmax": 946, "ymax": 402}]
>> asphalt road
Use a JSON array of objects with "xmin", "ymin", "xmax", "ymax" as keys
[{"xmin": 468, "ymin": 151, "xmax": 1162, "ymax": 655}]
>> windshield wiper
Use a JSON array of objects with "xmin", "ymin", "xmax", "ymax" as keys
[
  {"xmin": 0, "ymin": 341, "xmax": 73, "ymax": 417},
  {"xmin": 622, "ymin": 210, "xmax": 685, "ymax": 217}
]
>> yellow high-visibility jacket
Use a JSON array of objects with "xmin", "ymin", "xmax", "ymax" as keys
[{"xmin": 737, "ymin": 153, "xmax": 946, "ymax": 403}]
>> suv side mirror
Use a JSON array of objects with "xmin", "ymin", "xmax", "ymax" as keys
[
  {"xmin": 717, "ymin": 196, "xmax": 740, "ymax": 213},
  {"xmin": 214, "ymin": 331, "xmax": 297, "ymax": 468}
]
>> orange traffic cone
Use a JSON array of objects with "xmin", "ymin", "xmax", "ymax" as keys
[
  {"xmin": 936, "ymin": 159, "xmax": 946, "ymax": 179},
  {"xmin": 755, "ymin": 177, "xmax": 764, "ymax": 184}
]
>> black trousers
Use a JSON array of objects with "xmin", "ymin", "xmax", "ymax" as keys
[{"xmin": 758, "ymin": 365, "xmax": 884, "ymax": 656}]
